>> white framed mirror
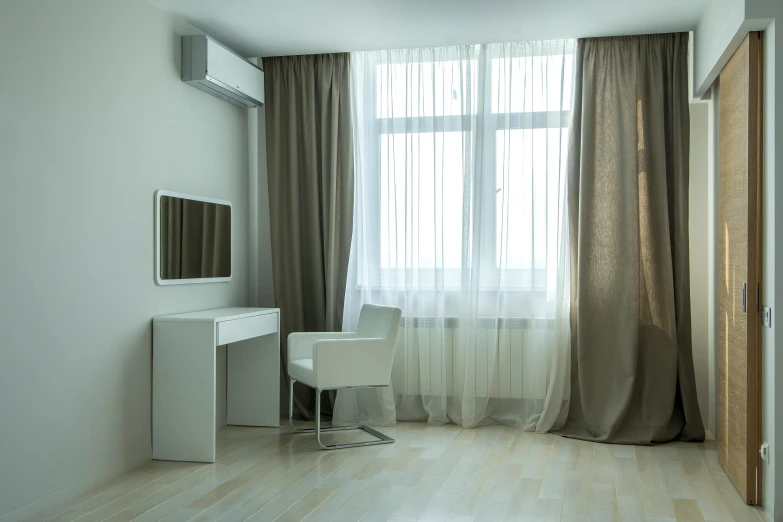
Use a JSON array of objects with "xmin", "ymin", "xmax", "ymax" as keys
[{"xmin": 155, "ymin": 190, "xmax": 232, "ymax": 285}]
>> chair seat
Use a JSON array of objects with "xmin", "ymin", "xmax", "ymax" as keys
[{"xmin": 289, "ymin": 358, "xmax": 314, "ymax": 386}]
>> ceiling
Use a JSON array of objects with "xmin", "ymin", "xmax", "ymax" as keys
[{"xmin": 152, "ymin": 0, "xmax": 708, "ymax": 58}]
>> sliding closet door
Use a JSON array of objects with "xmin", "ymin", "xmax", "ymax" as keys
[{"xmin": 717, "ymin": 32, "xmax": 763, "ymax": 505}]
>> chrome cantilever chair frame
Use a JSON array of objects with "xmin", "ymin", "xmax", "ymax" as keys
[{"xmin": 287, "ymin": 379, "xmax": 394, "ymax": 450}]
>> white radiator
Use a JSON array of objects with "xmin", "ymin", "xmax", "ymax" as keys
[{"xmin": 391, "ymin": 317, "xmax": 555, "ymax": 400}]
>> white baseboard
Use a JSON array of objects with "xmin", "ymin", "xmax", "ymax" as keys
[{"xmin": 0, "ymin": 454, "xmax": 151, "ymax": 522}]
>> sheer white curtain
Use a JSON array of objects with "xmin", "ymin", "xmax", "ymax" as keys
[{"xmin": 334, "ymin": 41, "xmax": 575, "ymax": 431}]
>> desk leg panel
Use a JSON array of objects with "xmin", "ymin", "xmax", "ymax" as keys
[
  {"xmin": 227, "ymin": 321, "xmax": 280, "ymax": 427},
  {"xmin": 153, "ymin": 321, "xmax": 216, "ymax": 462}
]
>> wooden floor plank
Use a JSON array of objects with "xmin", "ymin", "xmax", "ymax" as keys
[
  {"xmin": 661, "ymin": 461, "xmax": 696, "ymax": 500},
  {"xmin": 671, "ymin": 499, "xmax": 706, "ymax": 522},
  {"xmin": 270, "ymin": 486, "xmax": 337, "ymax": 522},
  {"xmin": 21, "ymin": 462, "xmax": 186, "ymax": 522},
  {"xmin": 562, "ymin": 472, "xmax": 591, "ymax": 517},
  {"xmin": 590, "ymin": 481, "xmax": 618, "ymax": 522},
  {"xmin": 687, "ymin": 472, "xmax": 732, "ymax": 522},
  {"xmin": 389, "ymin": 473, "xmax": 448, "ymax": 521},
  {"xmin": 6, "ymin": 423, "xmax": 764, "ymax": 522},
  {"xmin": 615, "ymin": 456, "xmax": 646, "ymax": 522},
  {"xmin": 592, "ymin": 444, "xmax": 615, "ymax": 484},
  {"xmin": 299, "ymin": 479, "xmax": 369, "ymax": 522},
  {"xmin": 454, "ymin": 447, "xmax": 509, "ymax": 515},
  {"xmin": 503, "ymin": 478, "xmax": 541, "ymax": 522},
  {"xmin": 636, "ymin": 446, "xmax": 676, "ymax": 519},
  {"xmin": 519, "ymin": 444, "xmax": 550, "ymax": 479}
]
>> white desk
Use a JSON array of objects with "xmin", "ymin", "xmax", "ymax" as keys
[{"xmin": 153, "ymin": 307, "xmax": 280, "ymax": 462}]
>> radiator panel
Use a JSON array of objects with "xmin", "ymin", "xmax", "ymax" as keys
[{"xmin": 392, "ymin": 318, "xmax": 554, "ymax": 401}]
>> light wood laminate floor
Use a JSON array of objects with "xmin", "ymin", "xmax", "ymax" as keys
[{"xmin": 8, "ymin": 423, "xmax": 767, "ymax": 522}]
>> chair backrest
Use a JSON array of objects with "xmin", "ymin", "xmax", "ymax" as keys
[
  {"xmin": 353, "ymin": 304, "xmax": 402, "ymax": 386},
  {"xmin": 355, "ymin": 304, "xmax": 402, "ymax": 341}
]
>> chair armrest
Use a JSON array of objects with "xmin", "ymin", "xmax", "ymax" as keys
[
  {"xmin": 287, "ymin": 332, "xmax": 355, "ymax": 362},
  {"xmin": 312, "ymin": 338, "xmax": 390, "ymax": 388}
]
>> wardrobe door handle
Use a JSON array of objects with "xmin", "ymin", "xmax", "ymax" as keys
[{"xmin": 742, "ymin": 282, "xmax": 747, "ymax": 313}]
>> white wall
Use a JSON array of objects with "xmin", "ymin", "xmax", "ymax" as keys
[
  {"xmin": 762, "ymin": 16, "xmax": 783, "ymax": 520},
  {"xmin": 248, "ymin": 60, "xmax": 275, "ymax": 310},
  {"xmin": 708, "ymin": 82, "xmax": 720, "ymax": 438},
  {"xmin": 690, "ymin": 82, "xmax": 720, "ymax": 441},
  {"xmin": 693, "ymin": 0, "xmax": 746, "ymax": 97},
  {"xmin": 246, "ymin": 59, "xmax": 276, "ymax": 416},
  {"xmin": 253, "ymin": 107, "xmax": 276, "ymax": 308},
  {"xmin": 0, "ymin": 0, "xmax": 250, "ymax": 517},
  {"xmin": 689, "ymin": 101, "xmax": 712, "ymax": 431},
  {"xmin": 690, "ymin": 81, "xmax": 721, "ymax": 444},
  {"xmin": 692, "ymin": 0, "xmax": 773, "ymax": 97}
]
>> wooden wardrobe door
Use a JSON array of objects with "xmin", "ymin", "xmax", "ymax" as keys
[{"xmin": 717, "ymin": 32, "xmax": 763, "ymax": 505}]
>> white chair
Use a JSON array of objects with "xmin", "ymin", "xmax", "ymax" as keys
[{"xmin": 287, "ymin": 304, "xmax": 403, "ymax": 449}]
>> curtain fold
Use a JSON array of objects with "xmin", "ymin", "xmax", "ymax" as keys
[
  {"xmin": 557, "ymin": 33, "xmax": 704, "ymax": 443},
  {"xmin": 334, "ymin": 42, "xmax": 574, "ymax": 431},
  {"xmin": 263, "ymin": 53, "xmax": 354, "ymax": 417}
]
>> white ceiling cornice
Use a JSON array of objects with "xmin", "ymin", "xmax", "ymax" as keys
[{"xmin": 152, "ymin": 0, "xmax": 708, "ymax": 58}]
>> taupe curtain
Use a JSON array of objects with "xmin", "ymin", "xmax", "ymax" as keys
[
  {"xmin": 263, "ymin": 53, "xmax": 354, "ymax": 417},
  {"xmin": 558, "ymin": 33, "xmax": 704, "ymax": 443}
]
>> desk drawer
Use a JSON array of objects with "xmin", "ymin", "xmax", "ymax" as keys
[{"xmin": 217, "ymin": 313, "xmax": 277, "ymax": 345}]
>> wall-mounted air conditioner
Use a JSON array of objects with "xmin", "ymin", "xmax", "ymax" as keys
[{"xmin": 181, "ymin": 35, "xmax": 264, "ymax": 108}]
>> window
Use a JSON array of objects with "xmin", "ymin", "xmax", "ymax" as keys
[
  {"xmin": 356, "ymin": 42, "xmax": 575, "ymax": 290},
  {"xmin": 379, "ymin": 132, "xmax": 465, "ymax": 270}
]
